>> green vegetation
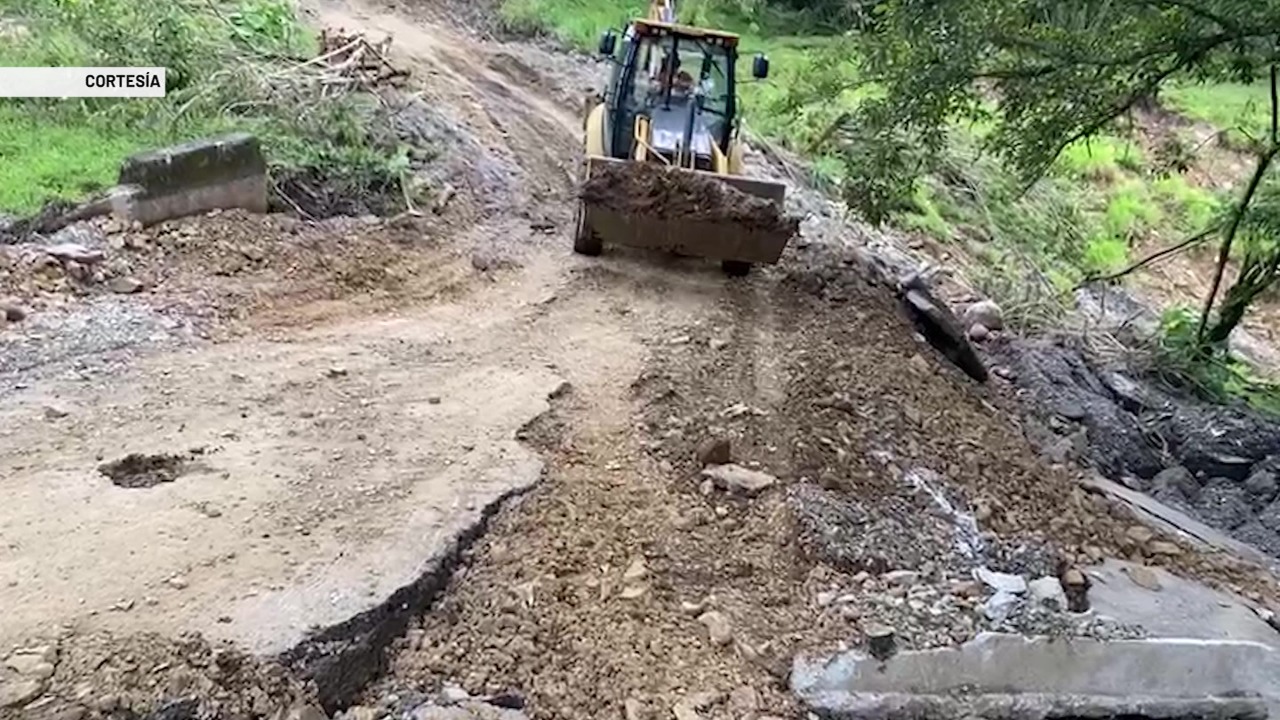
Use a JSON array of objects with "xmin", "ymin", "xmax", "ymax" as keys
[
  {"xmin": 1164, "ymin": 82, "xmax": 1274, "ymax": 148},
  {"xmin": 0, "ymin": 0, "xmax": 408, "ymax": 216}
]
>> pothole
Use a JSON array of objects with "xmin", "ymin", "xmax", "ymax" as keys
[{"xmin": 98, "ymin": 452, "xmax": 191, "ymax": 488}]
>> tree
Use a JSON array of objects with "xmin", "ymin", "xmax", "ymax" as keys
[{"xmin": 811, "ymin": 0, "xmax": 1280, "ymax": 352}]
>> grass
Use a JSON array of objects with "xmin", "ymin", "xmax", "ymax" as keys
[
  {"xmin": 499, "ymin": 0, "xmax": 648, "ymax": 47},
  {"xmin": 0, "ymin": 107, "xmax": 165, "ymax": 214},
  {"xmin": 1163, "ymin": 82, "xmax": 1273, "ymax": 147},
  {"xmin": 1055, "ymin": 136, "xmax": 1145, "ymax": 181}
]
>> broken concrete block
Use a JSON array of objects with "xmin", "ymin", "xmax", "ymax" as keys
[
  {"xmin": 112, "ymin": 133, "xmax": 268, "ymax": 227},
  {"xmin": 700, "ymin": 464, "xmax": 777, "ymax": 495},
  {"xmin": 791, "ymin": 632, "xmax": 1279, "ymax": 719}
]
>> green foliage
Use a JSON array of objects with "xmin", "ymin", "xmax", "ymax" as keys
[
  {"xmin": 901, "ymin": 180, "xmax": 954, "ymax": 239},
  {"xmin": 1153, "ymin": 174, "xmax": 1220, "ymax": 232},
  {"xmin": 831, "ymin": 0, "xmax": 1280, "ymax": 221},
  {"xmin": 1055, "ymin": 136, "xmax": 1144, "ymax": 181},
  {"xmin": 1157, "ymin": 305, "xmax": 1280, "ymax": 414},
  {"xmin": 0, "ymin": 106, "xmax": 162, "ymax": 213},
  {"xmin": 0, "ymin": 0, "xmax": 402, "ymax": 214},
  {"xmin": 1164, "ymin": 82, "xmax": 1274, "ymax": 148}
]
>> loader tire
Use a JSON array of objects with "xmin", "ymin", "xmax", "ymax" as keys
[
  {"xmin": 721, "ymin": 260, "xmax": 751, "ymax": 277},
  {"xmin": 573, "ymin": 203, "xmax": 602, "ymax": 256}
]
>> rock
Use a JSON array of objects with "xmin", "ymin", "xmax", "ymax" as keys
[
  {"xmin": 437, "ymin": 685, "xmax": 469, "ymax": 705},
  {"xmin": 326, "ymin": 367, "xmax": 349, "ymax": 378},
  {"xmin": 727, "ymin": 686, "xmax": 760, "ymax": 712},
  {"xmin": 5, "ymin": 649, "xmax": 54, "ymax": 676},
  {"xmin": 623, "ymin": 698, "xmax": 643, "ymax": 720},
  {"xmin": 695, "ymin": 436, "xmax": 731, "ymax": 467},
  {"xmin": 975, "ymin": 567, "xmax": 1026, "ymax": 594},
  {"xmin": 281, "ymin": 703, "xmax": 327, "ymax": 720},
  {"xmin": 348, "ymin": 707, "xmax": 379, "ymax": 720},
  {"xmin": 983, "ymin": 590, "xmax": 1022, "ymax": 623},
  {"xmin": 153, "ymin": 698, "xmax": 199, "ymax": 720},
  {"xmin": 700, "ymin": 464, "xmax": 777, "ymax": 496},
  {"xmin": 1245, "ymin": 468, "xmax": 1279, "ymax": 506},
  {"xmin": 882, "ymin": 570, "xmax": 918, "ymax": 586},
  {"xmin": 967, "ymin": 323, "xmax": 990, "ymax": 342},
  {"xmin": 94, "ymin": 694, "xmax": 120, "ymax": 712},
  {"xmin": 619, "ymin": 585, "xmax": 647, "ymax": 599},
  {"xmin": 672, "ymin": 691, "xmax": 721, "ymax": 720},
  {"xmin": 107, "ymin": 276, "xmax": 144, "ymax": 294},
  {"xmin": 167, "ymin": 575, "xmax": 189, "ymax": 589},
  {"xmin": 962, "ymin": 299, "xmax": 1004, "ymax": 331},
  {"xmin": 866, "ymin": 623, "xmax": 897, "ymax": 660},
  {"xmin": 1125, "ymin": 525, "xmax": 1155, "ymax": 546},
  {"xmin": 623, "ymin": 556, "xmax": 647, "ymax": 583},
  {"xmin": 55, "ymin": 707, "xmax": 88, "ymax": 720},
  {"xmin": 1062, "ymin": 567, "xmax": 1091, "ymax": 611},
  {"xmin": 484, "ymin": 693, "xmax": 524, "ymax": 710},
  {"xmin": 698, "ymin": 610, "xmax": 733, "ymax": 646},
  {"xmin": 0, "ymin": 678, "xmax": 45, "ymax": 708},
  {"xmin": 1150, "ymin": 466, "xmax": 1201, "ymax": 503},
  {"xmin": 1147, "ymin": 540, "xmax": 1183, "ymax": 557},
  {"xmin": 1, "ymin": 302, "xmax": 25, "ymax": 322},
  {"xmin": 44, "ymin": 242, "xmax": 104, "ymax": 265},
  {"xmin": 1127, "ymin": 565, "xmax": 1162, "ymax": 591},
  {"xmin": 43, "ymin": 405, "xmax": 69, "ymax": 420},
  {"xmin": 1027, "ymin": 576, "xmax": 1068, "ymax": 611}
]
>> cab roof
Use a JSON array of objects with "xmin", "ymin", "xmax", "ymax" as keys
[{"xmin": 629, "ymin": 19, "xmax": 741, "ymax": 46}]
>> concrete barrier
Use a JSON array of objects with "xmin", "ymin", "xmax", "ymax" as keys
[
  {"xmin": 111, "ymin": 133, "xmax": 268, "ymax": 227},
  {"xmin": 792, "ymin": 632, "xmax": 1279, "ymax": 719}
]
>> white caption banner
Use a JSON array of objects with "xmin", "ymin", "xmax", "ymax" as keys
[{"xmin": 0, "ymin": 67, "xmax": 167, "ymax": 98}]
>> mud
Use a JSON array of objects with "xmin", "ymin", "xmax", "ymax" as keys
[{"xmin": 579, "ymin": 161, "xmax": 799, "ymax": 237}]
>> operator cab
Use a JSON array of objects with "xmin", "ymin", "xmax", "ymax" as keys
[{"xmin": 597, "ymin": 20, "xmax": 770, "ymax": 170}]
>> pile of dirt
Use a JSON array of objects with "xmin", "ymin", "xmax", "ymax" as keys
[
  {"xmin": 368, "ymin": 266, "xmax": 1280, "ymax": 720},
  {"xmin": 0, "ymin": 212, "xmax": 471, "ymax": 335},
  {"xmin": 4, "ymin": 630, "xmax": 313, "ymax": 719},
  {"xmin": 579, "ymin": 162, "xmax": 799, "ymax": 238}
]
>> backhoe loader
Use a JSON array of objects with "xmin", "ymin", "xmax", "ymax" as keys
[{"xmin": 575, "ymin": 0, "xmax": 793, "ymax": 276}]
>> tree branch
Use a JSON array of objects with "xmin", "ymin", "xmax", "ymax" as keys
[
  {"xmin": 1272, "ymin": 62, "xmax": 1278, "ymax": 147},
  {"xmin": 1133, "ymin": 0, "xmax": 1245, "ymax": 34},
  {"xmin": 1197, "ymin": 141, "xmax": 1280, "ymax": 342},
  {"xmin": 1077, "ymin": 226, "xmax": 1218, "ymax": 287}
]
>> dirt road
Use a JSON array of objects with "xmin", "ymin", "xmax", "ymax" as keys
[{"xmin": 3, "ymin": 1, "xmax": 1280, "ymax": 719}]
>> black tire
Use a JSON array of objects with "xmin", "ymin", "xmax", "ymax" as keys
[
  {"xmin": 722, "ymin": 260, "xmax": 751, "ymax": 277},
  {"xmin": 573, "ymin": 203, "xmax": 602, "ymax": 256}
]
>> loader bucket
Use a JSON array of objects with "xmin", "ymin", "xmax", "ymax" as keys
[{"xmin": 577, "ymin": 156, "xmax": 795, "ymax": 264}]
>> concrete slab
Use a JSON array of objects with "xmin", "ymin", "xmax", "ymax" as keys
[
  {"xmin": 792, "ymin": 633, "xmax": 1279, "ymax": 719},
  {"xmin": 1080, "ymin": 475, "xmax": 1276, "ymax": 570},
  {"xmin": 113, "ymin": 134, "xmax": 268, "ymax": 226},
  {"xmin": 0, "ymin": 299, "xmax": 569, "ymax": 655},
  {"xmin": 1087, "ymin": 559, "xmax": 1280, "ymax": 647}
]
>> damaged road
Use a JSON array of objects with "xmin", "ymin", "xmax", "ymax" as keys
[{"xmin": 4, "ymin": 0, "xmax": 1280, "ymax": 719}]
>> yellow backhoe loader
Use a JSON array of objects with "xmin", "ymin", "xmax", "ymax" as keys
[{"xmin": 575, "ymin": 0, "xmax": 792, "ymax": 276}]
